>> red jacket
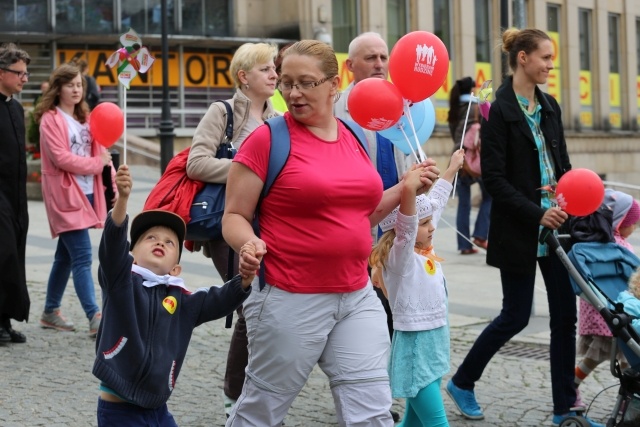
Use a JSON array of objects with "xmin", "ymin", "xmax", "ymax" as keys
[{"xmin": 143, "ymin": 147, "xmax": 204, "ymax": 223}]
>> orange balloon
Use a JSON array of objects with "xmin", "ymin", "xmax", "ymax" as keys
[{"xmin": 90, "ymin": 102, "xmax": 124, "ymax": 148}]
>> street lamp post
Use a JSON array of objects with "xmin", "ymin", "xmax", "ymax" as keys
[{"xmin": 158, "ymin": 0, "xmax": 174, "ymax": 173}]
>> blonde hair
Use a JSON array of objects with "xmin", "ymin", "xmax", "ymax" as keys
[
  {"xmin": 34, "ymin": 63, "xmax": 88, "ymax": 124},
  {"xmin": 629, "ymin": 267, "xmax": 640, "ymax": 299},
  {"xmin": 501, "ymin": 28, "xmax": 551, "ymax": 71},
  {"xmin": 368, "ymin": 230, "xmax": 396, "ymax": 272},
  {"xmin": 282, "ymin": 39, "xmax": 339, "ymax": 78},
  {"xmin": 230, "ymin": 42, "xmax": 278, "ymax": 88}
]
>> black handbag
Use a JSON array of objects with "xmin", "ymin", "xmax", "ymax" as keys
[{"xmin": 185, "ymin": 100, "xmax": 236, "ymax": 241}]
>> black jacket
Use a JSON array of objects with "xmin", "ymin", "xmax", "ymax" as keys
[
  {"xmin": 0, "ymin": 93, "xmax": 30, "ymax": 321},
  {"xmin": 481, "ymin": 76, "xmax": 571, "ymax": 274},
  {"xmin": 93, "ymin": 213, "xmax": 250, "ymax": 408}
]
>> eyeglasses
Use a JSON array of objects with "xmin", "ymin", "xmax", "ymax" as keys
[
  {"xmin": 1, "ymin": 68, "xmax": 30, "ymax": 79},
  {"xmin": 277, "ymin": 76, "xmax": 332, "ymax": 92}
]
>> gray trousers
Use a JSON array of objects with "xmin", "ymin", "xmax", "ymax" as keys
[{"xmin": 226, "ymin": 281, "xmax": 393, "ymax": 427}]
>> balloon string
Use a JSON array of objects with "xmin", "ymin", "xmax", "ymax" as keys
[
  {"xmin": 123, "ymin": 88, "xmax": 127, "ymax": 165},
  {"xmin": 403, "ymin": 102, "xmax": 426, "ymax": 163},
  {"xmin": 398, "ymin": 116, "xmax": 420, "ymax": 165},
  {"xmin": 452, "ymin": 94, "xmax": 474, "ymax": 198}
]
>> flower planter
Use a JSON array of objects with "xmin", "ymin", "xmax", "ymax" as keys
[{"xmin": 26, "ymin": 159, "xmax": 42, "ymax": 201}]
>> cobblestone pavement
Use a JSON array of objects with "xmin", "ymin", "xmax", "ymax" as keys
[{"xmin": 2, "ymin": 165, "xmax": 636, "ymax": 426}]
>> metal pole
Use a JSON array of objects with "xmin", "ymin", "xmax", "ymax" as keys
[
  {"xmin": 158, "ymin": 0, "xmax": 174, "ymax": 173},
  {"xmin": 513, "ymin": 0, "xmax": 525, "ymax": 29}
]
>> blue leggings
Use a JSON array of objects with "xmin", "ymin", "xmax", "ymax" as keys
[{"xmin": 398, "ymin": 378, "xmax": 449, "ymax": 427}]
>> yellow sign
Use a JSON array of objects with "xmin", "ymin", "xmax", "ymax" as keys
[
  {"xmin": 335, "ymin": 52, "xmax": 354, "ymax": 91},
  {"xmin": 547, "ymin": 32, "xmax": 561, "ymax": 103},
  {"xmin": 474, "ymin": 63, "xmax": 492, "ymax": 94},
  {"xmin": 580, "ymin": 111, "xmax": 593, "ymax": 128},
  {"xmin": 609, "ymin": 73, "xmax": 620, "ymax": 107},
  {"xmin": 58, "ymin": 50, "xmax": 234, "ymax": 88},
  {"xmin": 579, "ymin": 70, "xmax": 592, "ymax": 106},
  {"xmin": 434, "ymin": 62, "xmax": 453, "ymax": 101},
  {"xmin": 609, "ymin": 112, "xmax": 621, "ymax": 129}
]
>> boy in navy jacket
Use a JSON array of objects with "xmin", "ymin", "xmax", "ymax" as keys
[{"xmin": 93, "ymin": 165, "xmax": 255, "ymax": 426}]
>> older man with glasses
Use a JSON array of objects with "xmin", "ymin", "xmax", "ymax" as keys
[{"xmin": 0, "ymin": 43, "xmax": 31, "ymax": 343}]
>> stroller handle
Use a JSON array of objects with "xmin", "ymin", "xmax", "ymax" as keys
[{"xmin": 538, "ymin": 227, "xmax": 559, "ymax": 249}]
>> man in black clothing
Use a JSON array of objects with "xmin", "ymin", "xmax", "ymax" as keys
[{"xmin": 0, "ymin": 43, "xmax": 31, "ymax": 343}]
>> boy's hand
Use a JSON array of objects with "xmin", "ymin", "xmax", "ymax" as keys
[
  {"xmin": 115, "ymin": 165, "xmax": 132, "ymax": 198},
  {"xmin": 238, "ymin": 240, "xmax": 266, "ymax": 288},
  {"xmin": 111, "ymin": 165, "xmax": 131, "ymax": 226}
]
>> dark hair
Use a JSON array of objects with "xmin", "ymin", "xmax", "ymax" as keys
[
  {"xmin": 34, "ymin": 63, "xmax": 88, "ymax": 124},
  {"xmin": 0, "ymin": 43, "xmax": 31, "ymax": 68},
  {"xmin": 502, "ymin": 28, "xmax": 551, "ymax": 71},
  {"xmin": 275, "ymin": 42, "xmax": 295, "ymax": 76},
  {"xmin": 447, "ymin": 76, "xmax": 475, "ymax": 128}
]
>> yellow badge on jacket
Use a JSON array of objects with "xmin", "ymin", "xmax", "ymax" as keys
[{"xmin": 163, "ymin": 296, "xmax": 177, "ymax": 314}]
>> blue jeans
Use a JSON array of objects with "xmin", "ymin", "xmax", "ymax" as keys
[
  {"xmin": 44, "ymin": 194, "xmax": 99, "ymax": 320},
  {"xmin": 456, "ymin": 174, "xmax": 492, "ymax": 251},
  {"xmin": 451, "ymin": 253, "xmax": 577, "ymax": 415},
  {"xmin": 97, "ymin": 399, "xmax": 177, "ymax": 427}
]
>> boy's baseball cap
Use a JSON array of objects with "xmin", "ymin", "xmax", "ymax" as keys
[{"xmin": 130, "ymin": 210, "xmax": 186, "ymax": 260}]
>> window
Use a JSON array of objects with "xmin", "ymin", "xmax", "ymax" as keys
[
  {"xmin": 579, "ymin": 9, "xmax": 592, "ymax": 71},
  {"xmin": 475, "ymin": 0, "xmax": 491, "ymax": 63},
  {"xmin": 608, "ymin": 13, "xmax": 620, "ymax": 74},
  {"xmin": 122, "ymin": 0, "xmax": 173, "ymax": 35},
  {"xmin": 1, "ymin": 0, "xmax": 48, "ymax": 32},
  {"xmin": 512, "ymin": 0, "xmax": 528, "ymax": 27},
  {"xmin": 433, "ymin": 0, "xmax": 452, "ymax": 58},
  {"xmin": 608, "ymin": 13, "xmax": 621, "ymax": 129},
  {"xmin": 578, "ymin": 8, "xmax": 593, "ymax": 129},
  {"xmin": 546, "ymin": 4, "xmax": 562, "ymax": 103},
  {"xmin": 332, "ymin": 0, "xmax": 358, "ymax": 53},
  {"xmin": 55, "ymin": 0, "xmax": 114, "ymax": 33},
  {"xmin": 387, "ymin": 0, "xmax": 408, "ymax": 48},
  {"xmin": 181, "ymin": 0, "xmax": 230, "ymax": 37}
]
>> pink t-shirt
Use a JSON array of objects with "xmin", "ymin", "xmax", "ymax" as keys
[{"xmin": 233, "ymin": 113, "xmax": 383, "ymax": 293}]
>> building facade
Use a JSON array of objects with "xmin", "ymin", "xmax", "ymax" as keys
[
  {"xmin": 2, "ymin": 0, "xmax": 640, "ymax": 134},
  {"xmin": 2, "ymin": 0, "xmax": 640, "ymax": 186}
]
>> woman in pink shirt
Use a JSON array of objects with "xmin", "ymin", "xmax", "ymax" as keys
[
  {"xmin": 34, "ymin": 63, "xmax": 115, "ymax": 338},
  {"xmin": 222, "ymin": 40, "xmax": 439, "ymax": 426}
]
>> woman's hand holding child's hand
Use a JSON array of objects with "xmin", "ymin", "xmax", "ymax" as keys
[{"xmin": 238, "ymin": 240, "xmax": 266, "ymax": 289}]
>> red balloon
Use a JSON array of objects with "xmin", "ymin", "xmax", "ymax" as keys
[
  {"xmin": 389, "ymin": 31, "xmax": 449, "ymax": 102},
  {"xmin": 555, "ymin": 168, "xmax": 605, "ymax": 216},
  {"xmin": 347, "ymin": 78, "xmax": 403, "ymax": 131},
  {"xmin": 90, "ymin": 102, "xmax": 124, "ymax": 148}
]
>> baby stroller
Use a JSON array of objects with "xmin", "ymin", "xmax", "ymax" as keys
[{"xmin": 541, "ymin": 213, "xmax": 640, "ymax": 427}]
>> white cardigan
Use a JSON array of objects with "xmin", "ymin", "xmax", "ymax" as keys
[{"xmin": 382, "ymin": 179, "xmax": 452, "ymax": 331}]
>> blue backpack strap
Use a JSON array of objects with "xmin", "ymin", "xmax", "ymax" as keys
[
  {"xmin": 262, "ymin": 116, "xmax": 291, "ymax": 198},
  {"xmin": 338, "ymin": 117, "xmax": 369, "ymax": 156},
  {"xmin": 254, "ymin": 116, "xmax": 367, "ymax": 291},
  {"xmin": 255, "ymin": 116, "xmax": 290, "ymax": 290}
]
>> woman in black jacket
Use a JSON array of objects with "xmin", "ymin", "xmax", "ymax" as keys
[{"xmin": 445, "ymin": 28, "xmax": 602, "ymax": 427}]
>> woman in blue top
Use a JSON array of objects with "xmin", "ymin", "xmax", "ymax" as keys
[{"xmin": 445, "ymin": 28, "xmax": 603, "ymax": 427}]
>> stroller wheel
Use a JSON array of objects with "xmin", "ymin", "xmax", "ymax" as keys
[{"xmin": 559, "ymin": 416, "xmax": 592, "ymax": 427}]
